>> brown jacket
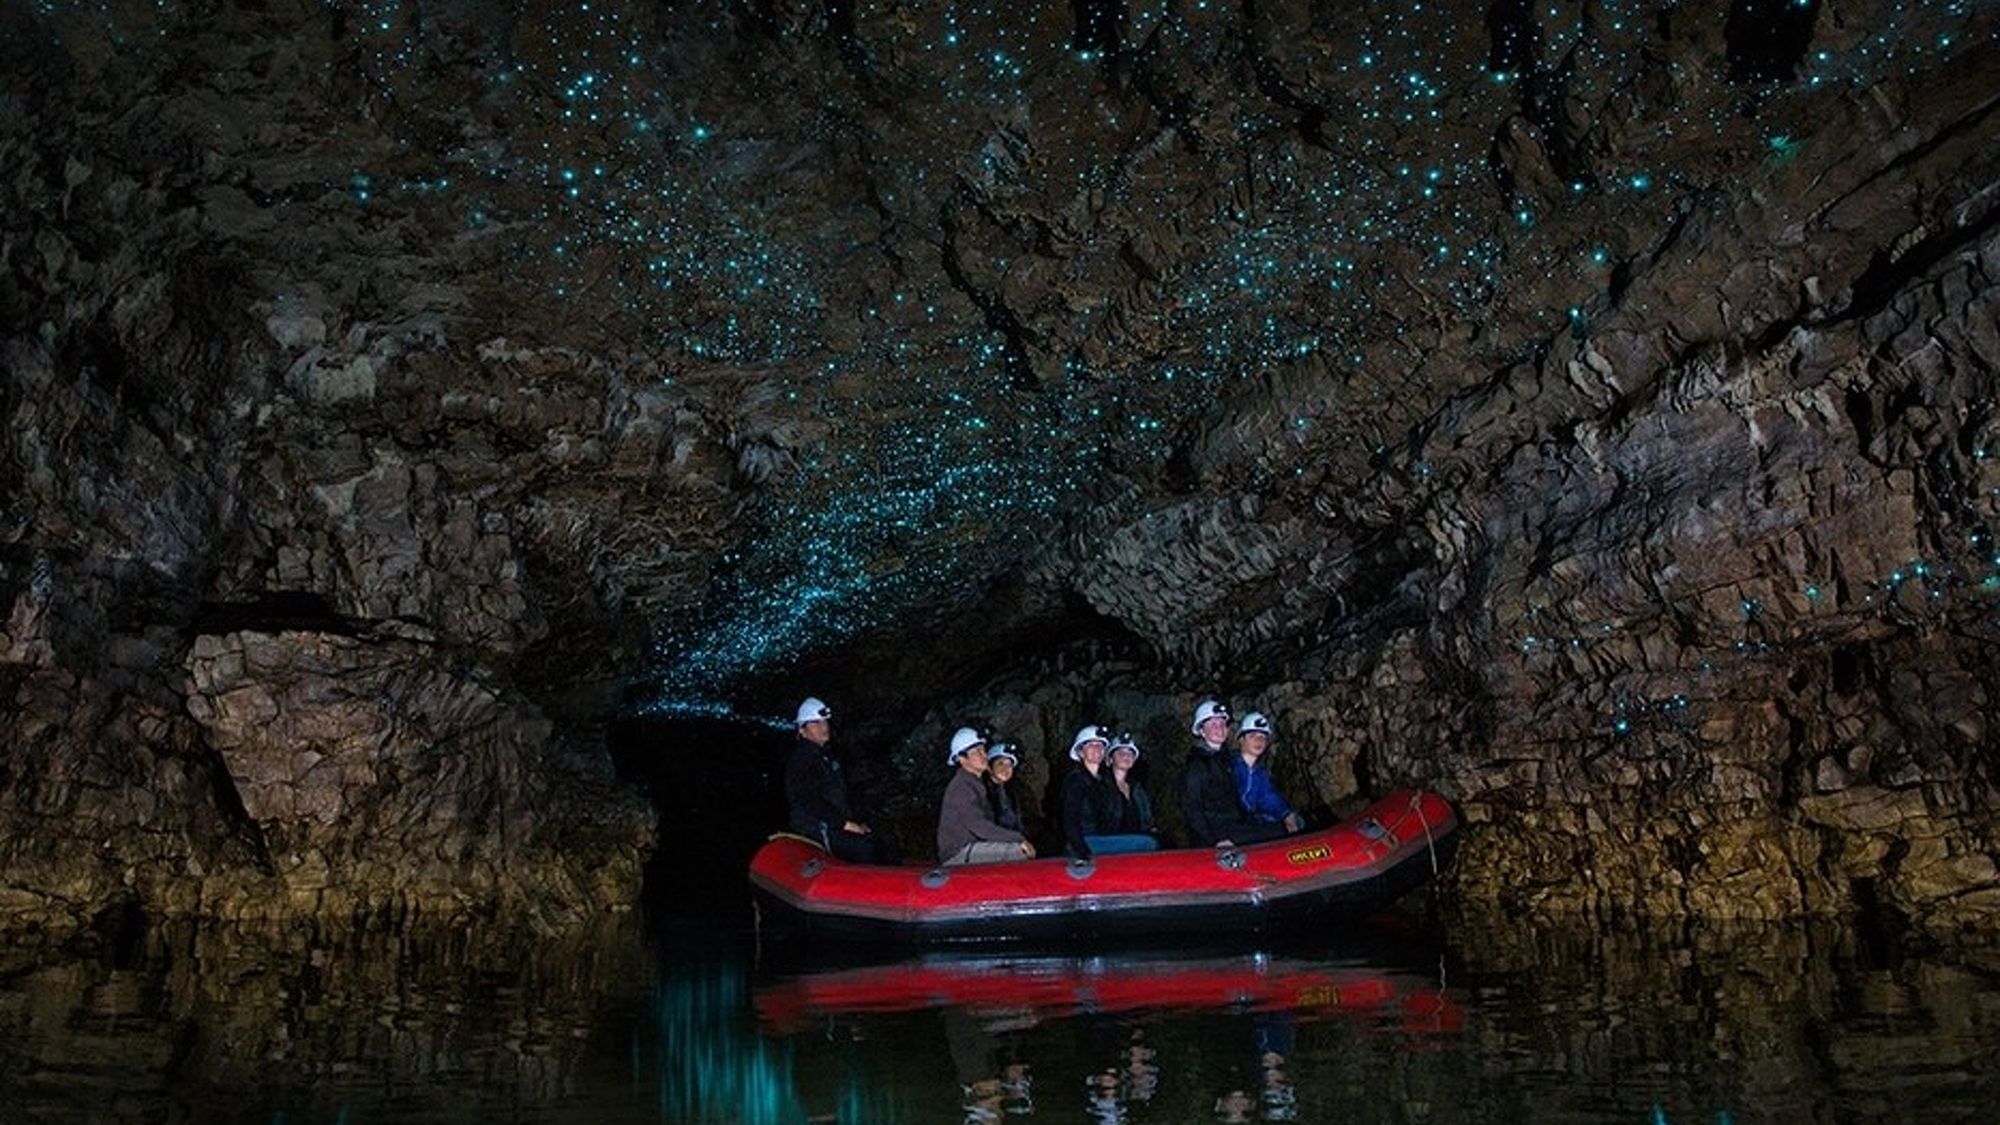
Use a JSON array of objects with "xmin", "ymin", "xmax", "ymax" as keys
[{"xmin": 936, "ymin": 767, "xmax": 1025, "ymax": 859}]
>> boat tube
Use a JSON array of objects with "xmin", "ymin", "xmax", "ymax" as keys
[{"xmin": 748, "ymin": 788, "xmax": 1458, "ymax": 943}]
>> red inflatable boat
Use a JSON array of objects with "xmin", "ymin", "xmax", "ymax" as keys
[{"xmin": 748, "ymin": 788, "xmax": 1457, "ymax": 943}]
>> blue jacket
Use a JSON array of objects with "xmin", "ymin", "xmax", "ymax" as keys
[{"xmin": 1231, "ymin": 756, "xmax": 1293, "ymax": 824}]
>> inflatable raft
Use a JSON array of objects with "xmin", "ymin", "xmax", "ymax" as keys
[{"xmin": 748, "ymin": 788, "xmax": 1457, "ymax": 943}]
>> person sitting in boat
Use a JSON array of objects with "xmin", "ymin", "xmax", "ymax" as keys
[
  {"xmin": 938, "ymin": 727, "xmax": 1035, "ymax": 865},
  {"xmin": 783, "ymin": 696, "xmax": 900, "ymax": 864},
  {"xmin": 1230, "ymin": 712, "xmax": 1304, "ymax": 837},
  {"xmin": 985, "ymin": 742, "xmax": 1025, "ymax": 834},
  {"xmin": 1064, "ymin": 725, "xmax": 1159, "ymax": 859},
  {"xmin": 1102, "ymin": 732, "xmax": 1159, "ymax": 847},
  {"xmin": 1060, "ymin": 725, "xmax": 1110, "ymax": 859},
  {"xmin": 1181, "ymin": 698, "xmax": 1243, "ymax": 847}
]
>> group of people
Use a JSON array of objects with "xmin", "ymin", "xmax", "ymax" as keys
[{"xmin": 782, "ymin": 696, "xmax": 1306, "ymax": 867}]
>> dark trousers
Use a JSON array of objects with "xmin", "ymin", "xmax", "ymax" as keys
[
  {"xmin": 1215, "ymin": 820, "xmax": 1291, "ymax": 847},
  {"xmin": 826, "ymin": 826, "xmax": 902, "ymax": 865}
]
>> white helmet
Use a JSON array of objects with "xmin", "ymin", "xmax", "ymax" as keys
[
  {"xmin": 795, "ymin": 697, "xmax": 832, "ymax": 727},
  {"xmin": 1068, "ymin": 724, "xmax": 1112, "ymax": 761},
  {"xmin": 947, "ymin": 726, "xmax": 987, "ymax": 764},
  {"xmin": 1237, "ymin": 712, "xmax": 1274, "ymax": 742},
  {"xmin": 1190, "ymin": 698, "xmax": 1230, "ymax": 735},
  {"xmin": 1109, "ymin": 732, "xmax": 1141, "ymax": 760},
  {"xmin": 988, "ymin": 743, "xmax": 1019, "ymax": 766}
]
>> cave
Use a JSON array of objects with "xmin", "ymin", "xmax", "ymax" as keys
[{"xmin": 6, "ymin": 0, "xmax": 2000, "ymax": 1117}]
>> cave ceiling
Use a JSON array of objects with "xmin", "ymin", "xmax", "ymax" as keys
[{"xmin": 5, "ymin": 0, "xmax": 1997, "ymax": 728}]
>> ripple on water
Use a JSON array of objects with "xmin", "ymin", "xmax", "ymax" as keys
[{"xmin": 1, "ymin": 913, "xmax": 1998, "ymax": 1123}]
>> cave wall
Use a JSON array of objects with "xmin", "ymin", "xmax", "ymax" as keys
[{"xmin": 2, "ymin": 0, "xmax": 1997, "ymax": 939}]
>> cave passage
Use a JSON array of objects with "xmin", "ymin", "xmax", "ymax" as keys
[{"xmin": 611, "ymin": 716, "xmax": 793, "ymax": 915}]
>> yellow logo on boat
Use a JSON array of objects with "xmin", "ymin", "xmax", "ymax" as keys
[{"xmin": 1286, "ymin": 844, "xmax": 1331, "ymax": 865}]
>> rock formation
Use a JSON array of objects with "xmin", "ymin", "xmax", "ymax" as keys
[{"xmin": 3, "ymin": 0, "xmax": 1998, "ymax": 948}]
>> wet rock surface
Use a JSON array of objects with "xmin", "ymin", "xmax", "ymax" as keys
[{"xmin": 3, "ymin": 0, "xmax": 1999, "ymax": 945}]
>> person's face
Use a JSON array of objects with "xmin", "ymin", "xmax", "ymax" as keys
[
  {"xmin": 1110, "ymin": 746, "xmax": 1137, "ymax": 771},
  {"xmin": 1199, "ymin": 715, "xmax": 1229, "ymax": 744},
  {"xmin": 989, "ymin": 757, "xmax": 1014, "ymax": 783},
  {"xmin": 1240, "ymin": 731, "xmax": 1269, "ymax": 757},
  {"xmin": 959, "ymin": 745, "xmax": 988, "ymax": 774},
  {"xmin": 800, "ymin": 719, "xmax": 830, "ymax": 745},
  {"xmin": 1080, "ymin": 741, "xmax": 1106, "ymax": 768}
]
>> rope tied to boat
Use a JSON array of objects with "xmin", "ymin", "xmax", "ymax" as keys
[{"xmin": 1409, "ymin": 790, "xmax": 1439, "ymax": 875}]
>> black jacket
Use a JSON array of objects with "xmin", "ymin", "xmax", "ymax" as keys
[
  {"xmin": 784, "ymin": 737, "xmax": 864, "ymax": 842},
  {"xmin": 985, "ymin": 777, "xmax": 1023, "ymax": 834},
  {"xmin": 1060, "ymin": 767, "xmax": 1115, "ymax": 859},
  {"xmin": 1179, "ymin": 742, "xmax": 1241, "ymax": 847},
  {"xmin": 1103, "ymin": 774, "xmax": 1154, "ymax": 836}
]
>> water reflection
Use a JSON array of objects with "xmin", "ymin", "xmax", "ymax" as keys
[
  {"xmin": 752, "ymin": 948, "xmax": 1460, "ymax": 1030},
  {"xmin": 749, "ymin": 940, "xmax": 1462, "ymax": 1123},
  {"xmin": 0, "ymin": 912, "xmax": 1997, "ymax": 1122},
  {"xmin": 0, "ymin": 913, "xmax": 656, "ymax": 1124}
]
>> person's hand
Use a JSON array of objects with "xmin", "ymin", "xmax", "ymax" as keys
[
  {"xmin": 1020, "ymin": 841, "xmax": 1036, "ymax": 857},
  {"xmin": 1284, "ymin": 813, "xmax": 1303, "ymax": 833},
  {"xmin": 1215, "ymin": 839, "xmax": 1235, "ymax": 848},
  {"xmin": 843, "ymin": 820, "xmax": 869, "ymax": 834}
]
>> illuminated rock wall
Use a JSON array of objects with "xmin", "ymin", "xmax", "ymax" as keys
[{"xmin": 3, "ymin": 0, "xmax": 1998, "ymax": 938}]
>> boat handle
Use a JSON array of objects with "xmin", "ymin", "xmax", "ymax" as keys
[
  {"xmin": 1066, "ymin": 858, "xmax": 1095, "ymax": 881},
  {"xmin": 800, "ymin": 858, "xmax": 823, "ymax": 878},
  {"xmin": 920, "ymin": 868, "xmax": 950, "ymax": 889},
  {"xmin": 1215, "ymin": 848, "xmax": 1247, "ymax": 871},
  {"xmin": 1357, "ymin": 818, "xmax": 1400, "ymax": 849}
]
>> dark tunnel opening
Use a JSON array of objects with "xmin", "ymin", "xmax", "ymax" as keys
[
  {"xmin": 1726, "ymin": 0, "xmax": 1820, "ymax": 83},
  {"xmin": 610, "ymin": 715, "xmax": 794, "ymax": 923}
]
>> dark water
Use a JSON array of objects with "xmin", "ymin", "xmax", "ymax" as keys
[{"xmin": 4, "ymin": 900, "xmax": 1999, "ymax": 1124}]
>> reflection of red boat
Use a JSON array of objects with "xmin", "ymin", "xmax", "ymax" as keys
[
  {"xmin": 753, "ymin": 954, "xmax": 1466, "ymax": 1036},
  {"xmin": 749, "ymin": 789, "xmax": 1457, "ymax": 943}
]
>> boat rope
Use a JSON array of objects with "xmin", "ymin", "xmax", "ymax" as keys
[{"xmin": 1410, "ymin": 790, "xmax": 1439, "ymax": 875}]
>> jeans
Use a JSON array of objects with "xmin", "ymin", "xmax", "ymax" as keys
[{"xmin": 1083, "ymin": 833, "xmax": 1159, "ymax": 856}]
